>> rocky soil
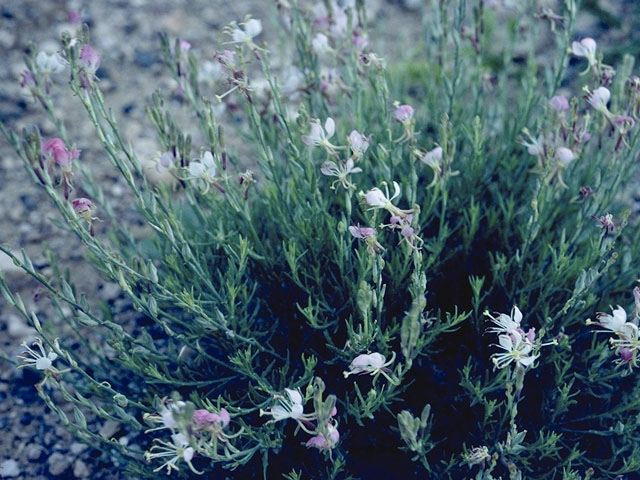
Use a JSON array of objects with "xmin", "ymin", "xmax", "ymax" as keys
[{"xmin": 0, "ymin": 0, "xmax": 635, "ymax": 479}]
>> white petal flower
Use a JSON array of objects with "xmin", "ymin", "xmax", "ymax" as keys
[
  {"xmin": 348, "ymin": 130, "xmax": 369, "ymax": 156},
  {"xmin": 597, "ymin": 306, "xmax": 627, "ymax": 333},
  {"xmin": 312, "ymin": 33, "xmax": 331, "ymax": 54},
  {"xmin": 421, "ymin": 146, "xmax": 443, "ymax": 168},
  {"xmin": 36, "ymin": 51, "xmax": 67, "ymax": 74},
  {"xmin": 571, "ymin": 37, "xmax": 597, "ymax": 65},
  {"xmin": 555, "ymin": 147, "xmax": 575, "ymax": 166},
  {"xmin": 261, "ymin": 388, "xmax": 304, "ymax": 422},
  {"xmin": 302, "ymin": 118, "xmax": 335, "ymax": 150},
  {"xmin": 232, "ymin": 19, "xmax": 262, "ymax": 43},
  {"xmin": 587, "ymin": 87, "xmax": 610, "ymax": 113}
]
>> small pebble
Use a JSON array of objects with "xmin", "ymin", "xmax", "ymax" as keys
[
  {"xmin": 48, "ymin": 451, "xmax": 72, "ymax": 476},
  {"xmin": 73, "ymin": 458, "xmax": 91, "ymax": 479},
  {"xmin": 0, "ymin": 459, "xmax": 20, "ymax": 477},
  {"xmin": 25, "ymin": 443, "xmax": 44, "ymax": 461},
  {"xmin": 70, "ymin": 442, "xmax": 88, "ymax": 455}
]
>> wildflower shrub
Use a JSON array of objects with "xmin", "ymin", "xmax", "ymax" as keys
[{"xmin": 3, "ymin": 1, "xmax": 640, "ymax": 478}]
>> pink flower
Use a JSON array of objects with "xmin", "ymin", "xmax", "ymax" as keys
[
  {"xmin": 72, "ymin": 197, "xmax": 94, "ymax": 215},
  {"xmin": 20, "ymin": 70, "xmax": 35, "ymax": 88},
  {"xmin": 80, "ymin": 45, "xmax": 100, "ymax": 73},
  {"xmin": 550, "ymin": 95, "xmax": 569, "ymax": 112},
  {"xmin": 193, "ymin": 408, "xmax": 230, "ymax": 429},
  {"xmin": 592, "ymin": 213, "xmax": 615, "ymax": 233},
  {"xmin": 69, "ymin": 9, "xmax": 81, "ymax": 24},
  {"xmin": 42, "ymin": 138, "xmax": 79, "ymax": 169},
  {"xmin": 420, "ymin": 146, "xmax": 443, "ymax": 169},
  {"xmin": 620, "ymin": 347, "xmax": 633, "ymax": 363},
  {"xmin": 306, "ymin": 424, "xmax": 339, "ymax": 450},
  {"xmin": 348, "ymin": 225, "xmax": 376, "ymax": 240},
  {"xmin": 394, "ymin": 104, "xmax": 414, "ymax": 124}
]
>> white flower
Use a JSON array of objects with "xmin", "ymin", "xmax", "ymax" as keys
[
  {"xmin": 321, "ymin": 158, "xmax": 362, "ymax": 190},
  {"xmin": 302, "ymin": 118, "xmax": 335, "ymax": 149},
  {"xmin": 571, "ymin": 37, "xmax": 597, "ymax": 65},
  {"xmin": 555, "ymin": 147, "xmax": 575, "ymax": 166},
  {"xmin": 18, "ymin": 337, "xmax": 59, "ymax": 371},
  {"xmin": 522, "ymin": 134, "xmax": 544, "ymax": 156},
  {"xmin": 420, "ymin": 146, "xmax": 443, "ymax": 168},
  {"xmin": 189, "ymin": 151, "xmax": 217, "ymax": 180},
  {"xmin": 492, "ymin": 330, "xmax": 539, "ymax": 369},
  {"xmin": 144, "ymin": 432, "xmax": 200, "ymax": 475},
  {"xmin": 596, "ymin": 306, "xmax": 628, "ymax": 333},
  {"xmin": 363, "ymin": 181, "xmax": 401, "ymax": 209},
  {"xmin": 231, "ymin": 19, "xmax": 263, "ymax": 43},
  {"xmin": 343, "ymin": 352, "xmax": 397, "ymax": 383},
  {"xmin": 36, "ymin": 51, "xmax": 67, "ymax": 74},
  {"xmin": 348, "ymin": 130, "xmax": 369, "ymax": 157},
  {"xmin": 261, "ymin": 388, "xmax": 304, "ymax": 422},
  {"xmin": 312, "ymin": 33, "xmax": 331, "ymax": 55},
  {"xmin": 160, "ymin": 401, "xmax": 187, "ymax": 430},
  {"xmin": 587, "ymin": 87, "xmax": 610, "ymax": 113},
  {"xmin": 485, "ymin": 306, "xmax": 522, "ymax": 335},
  {"xmin": 281, "ymin": 66, "xmax": 305, "ymax": 98}
]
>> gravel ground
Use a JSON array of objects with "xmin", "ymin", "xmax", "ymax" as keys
[{"xmin": 0, "ymin": 0, "xmax": 636, "ymax": 478}]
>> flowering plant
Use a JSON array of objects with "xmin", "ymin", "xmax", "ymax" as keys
[{"xmin": 3, "ymin": 1, "xmax": 640, "ymax": 479}]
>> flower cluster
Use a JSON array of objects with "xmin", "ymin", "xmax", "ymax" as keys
[
  {"xmin": 144, "ymin": 399, "xmax": 237, "ymax": 474},
  {"xmin": 260, "ymin": 384, "xmax": 340, "ymax": 451},
  {"xmin": 588, "ymin": 289, "xmax": 640, "ymax": 370},
  {"xmin": 359, "ymin": 181, "xmax": 421, "ymax": 249},
  {"xmin": 485, "ymin": 306, "xmax": 555, "ymax": 370}
]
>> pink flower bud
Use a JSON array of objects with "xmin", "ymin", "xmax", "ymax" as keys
[
  {"xmin": 21, "ymin": 70, "xmax": 35, "ymax": 88},
  {"xmin": 349, "ymin": 225, "xmax": 376, "ymax": 239},
  {"xmin": 306, "ymin": 426, "xmax": 339, "ymax": 450},
  {"xmin": 80, "ymin": 45, "xmax": 100, "ymax": 73},
  {"xmin": 69, "ymin": 9, "xmax": 81, "ymax": 24},
  {"xmin": 620, "ymin": 347, "xmax": 633, "ymax": 363},
  {"xmin": 42, "ymin": 138, "xmax": 79, "ymax": 169},
  {"xmin": 394, "ymin": 104, "xmax": 414, "ymax": 123},
  {"xmin": 550, "ymin": 95, "xmax": 569, "ymax": 112},
  {"xmin": 72, "ymin": 197, "xmax": 94, "ymax": 215},
  {"xmin": 401, "ymin": 226, "xmax": 414, "ymax": 238}
]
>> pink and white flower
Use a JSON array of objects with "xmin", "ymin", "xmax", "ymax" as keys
[
  {"xmin": 306, "ymin": 424, "xmax": 340, "ymax": 450},
  {"xmin": 550, "ymin": 95, "xmax": 570, "ymax": 112},
  {"xmin": 42, "ymin": 138, "xmax": 79, "ymax": 170},
  {"xmin": 492, "ymin": 330, "xmax": 539, "ymax": 369},
  {"xmin": 394, "ymin": 104, "xmax": 414, "ymax": 124}
]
